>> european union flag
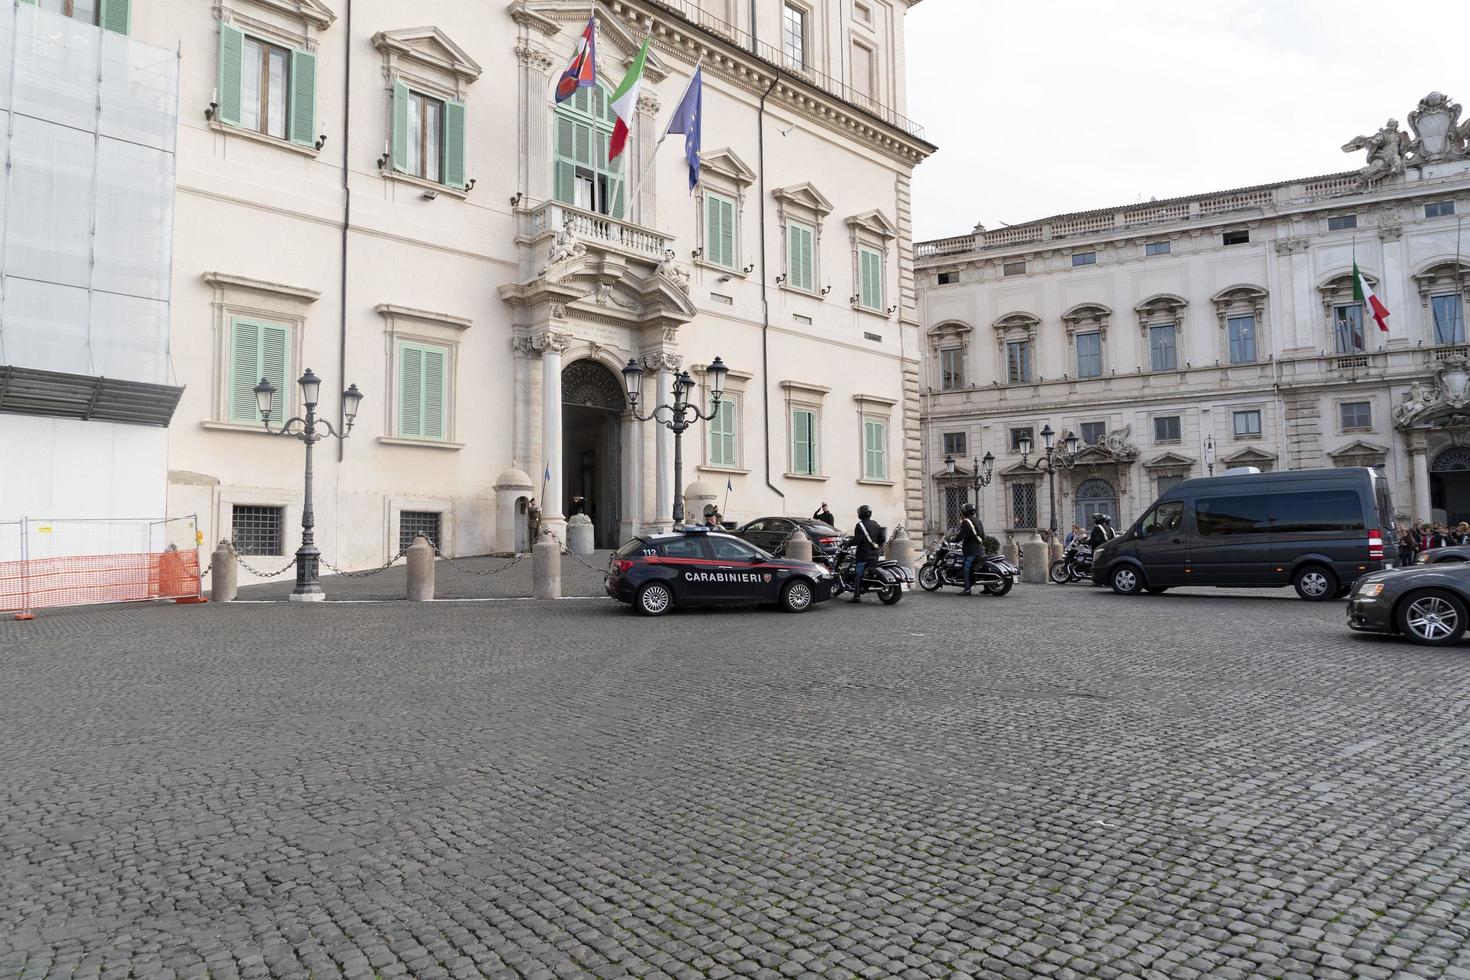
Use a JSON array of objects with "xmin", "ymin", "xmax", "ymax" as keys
[{"xmin": 665, "ymin": 68, "xmax": 703, "ymax": 191}]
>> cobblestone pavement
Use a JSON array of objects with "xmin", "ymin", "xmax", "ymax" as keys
[{"xmin": 4, "ymin": 583, "xmax": 1470, "ymax": 980}]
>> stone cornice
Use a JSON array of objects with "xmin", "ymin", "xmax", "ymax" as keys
[
  {"xmin": 202, "ymin": 271, "xmax": 321, "ymax": 303},
  {"xmin": 534, "ymin": 0, "xmax": 934, "ymax": 167}
]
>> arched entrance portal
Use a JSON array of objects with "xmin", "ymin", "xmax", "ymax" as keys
[
  {"xmin": 1430, "ymin": 447, "xmax": 1470, "ymax": 525},
  {"xmin": 562, "ymin": 360, "xmax": 626, "ymax": 548},
  {"xmin": 1073, "ymin": 477, "xmax": 1119, "ymax": 530}
]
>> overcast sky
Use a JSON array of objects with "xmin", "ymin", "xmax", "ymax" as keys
[{"xmin": 906, "ymin": 0, "xmax": 1465, "ymax": 242}]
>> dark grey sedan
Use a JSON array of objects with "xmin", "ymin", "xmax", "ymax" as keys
[
  {"xmin": 735, "ymin": 517, "xmax": 844, "ymax": 566},
  {"xmin": 1414, "ymin": 545, "xmax": 1470, "ymax": 565},
  {"xmin": 1348, "ymin": 563, "xmax": 1470, "ymax": 646}
]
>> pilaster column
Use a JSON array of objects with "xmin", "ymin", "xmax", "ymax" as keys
[
  {"xmin": 538, "ymin": 330, "xmax": 572, "ymax": 540},
  {"xmin": 1378, "ymin": 224, "xmax": 1405, "ymax": 350},
  {"xmin": 634, "ymin": 91, "xmax": 661, "ymax": 226},
  {"xmin": 516, "ymin": 41, "xmax": 557, "ymax": 203},
  {"xmin": 1408, "ymin": 430, "xmax": 1431, "ymax": 523}
]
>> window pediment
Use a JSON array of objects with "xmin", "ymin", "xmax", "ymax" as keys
[
  {"xmin": 520, "ymin": 4, "xmax": 671, "ymax": 84},
  {"xmin": 1143, "ymin": 450, "xmax": 1196, "ymax": 470},
  {"xmin": 373, "ymin": 27, "xmax": 482, "ymax": 88},
  {"xmin": 844, "ymin": 209, "xmax": 897, "ymax": 242},
  {"xmin": 1212, "ymin": 284, "xmax": 1267, "ymax": 327},
  {"xmin": 1135, "ymin": 293, "xmax": 1186, "ymax": 331},
  {"xmin": 1412, "ymin": 259, "xmax": 1470, "ymax": 307},
  {"xmin": 1328, "ymin": 440, "xmax": 1389, "ymax": 464},
  {"xmin": 773, "ymin": 182, "xmax": 835, "ymax": 219},
  {"xmin": 1224, "ymin": 446, "xmax": 1277, "ymax": 465},
  {"xmin": 993, "ymin": 311, "xmax": 1040, "ymax": 338},
  {"xmin": 1062, "ymin": 302, "xmax": 1111, "ymax": 336},
  {"xmin": 223, "ymin": 0, "xmax": 335, "ymax": 32},
  {"xmin": 700, "ymin": 147, "xmax": 756, "ymax": 188}
]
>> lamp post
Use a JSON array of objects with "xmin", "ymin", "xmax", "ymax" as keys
[
  {"xmin": 1018, "ymin": 424, "xmax": 1079, "ymax": 536},
  {"xmin": 622, "ymin": 355, "xmax": 728, "ymax": 525},
  {"xmin": 252, "ymin": 369, "xmax": 363, "ymax": 601},
  {"xmin": 944, "ymin": 450, "xmax": 996, "ymax": 515},
  {"xmin": 1205, "ymin": 434, "xmax": 1217, "ymax": 476}
]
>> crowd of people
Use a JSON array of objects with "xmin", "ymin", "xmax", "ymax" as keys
[{"xmin": 1397, "ymin": 520, "xmax": 1470, "ymax": 562}]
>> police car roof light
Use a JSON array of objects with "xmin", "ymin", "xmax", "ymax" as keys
[{"xmin": 679, "ymin": 525, "xmax": 711, "ymax": 533}]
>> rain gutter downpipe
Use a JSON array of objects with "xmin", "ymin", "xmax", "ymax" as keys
[
  {"xmin": 757, "ymin": 65, "xmax": 784, "ymax": 503},
  {"xmin": 337, "ymin": 0, "xmax": 352, "ymax": 463}
]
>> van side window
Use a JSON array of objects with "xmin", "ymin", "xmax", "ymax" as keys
[
  {"xmin": 1272, "ymin": 490, "xmax": 1365, "ymax": 533},
  {"xmin": 1141, "ymin": 501, "xmax": 1183, "ymax": 536},
  {"xmin": 1196, "ymin": 495, "xmax": 1269, "ymax": 536}
]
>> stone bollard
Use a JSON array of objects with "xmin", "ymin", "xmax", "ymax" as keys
[
  {"xmin": 1003, "ymin": 538, "xmax": 1020, "ymax": 567},
  {"xmin": 406, "ymin": 535, "xmax": 435, "ymax": 601},
  {"xmin": 1020, "ymin": 532, "xmax": 1048, "ymax": 585},
  {"xmin": 1048, "ymin": 539, "xmax": 1063, "ymax": 564},
  {"xmin": 210, "ymin": 540, "xmax": 238, "ymax": 603},
  {"xmin": 566, "ymin": 514, "xmax": 595, "ymax": 555},
  {"xmin": 532, "ymin": 531, "xmax": 562, "ymax": 599},
  {"xmin": 784, "ymin": 528, "xmax": 813, "ymax": 563},
  {"xmin": 886, "ymin": 525, "xmax": 916, "ymax": 576}
]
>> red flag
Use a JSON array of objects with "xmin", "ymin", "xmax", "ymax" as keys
[{"xmin": 555, "ymin": 18, "xmax": 597, "ymax": 104}]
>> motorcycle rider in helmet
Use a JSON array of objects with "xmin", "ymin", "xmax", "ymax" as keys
[
  {"xmin": 1086, "ymin": 513, "xmax": 1116, "ymax": 550},
  {"xmin": 951, "ymin": 503, "xmax": 985, "ymax": 595},
  {"xmin": 849, "ymin": 505, "xmax": 886, "ymax": 603}
]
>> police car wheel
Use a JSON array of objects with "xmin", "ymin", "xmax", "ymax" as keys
[
  {"xmin": 780, "ymin": 579, "xmax": 814, "ymax": 613},
  {"xmin": 636, "ymin": 582, "xmax": 674, "ymax": 616},
  {"xmin": 879, "ymin": 585, "xmax": 903, "ymax": 605}
]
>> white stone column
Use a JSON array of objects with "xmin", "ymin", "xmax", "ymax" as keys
[
  {"xmin": 620, "ymin": 410, "xmax": 641, "ymax": 545},
  {"xmin": 1410, "ymin": 433, "xmax": 1432, "ymax": 523},
  {"xmin": 540, "ymin": 333, "xmax": 570, "ymax": 541},
  {"xmin": 515, "ymin": 41, "xmax": 556, "ymax": 203},
  {"xmin": 644, "ymin": 353, "xmax": 678, "ymax": 530},
  {"xmin": 634, "ymin": 91, "xmax": 660, "ymax": 227},
  {"xmin": 1378, "ymin": 227, "xmax": 1405, "ymax": 351}
]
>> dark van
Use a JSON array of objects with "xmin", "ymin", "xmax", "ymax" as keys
[{"xmin": 1091, "ymin": 467, "xmax": 1396, "ymax": 601}]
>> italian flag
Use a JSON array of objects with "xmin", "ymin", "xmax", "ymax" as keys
[
  {"xmin": 608, "ymin": 39, "xmax": 650, "ymax": 161},
  {"xmin": 1354, "ymin": 260, "xmax": 1390, "ymax": 333}
]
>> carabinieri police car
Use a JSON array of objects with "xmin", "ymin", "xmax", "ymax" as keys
[{"xmin": 605, "ymin": 527, "xmax": 836, "ymax": 615}]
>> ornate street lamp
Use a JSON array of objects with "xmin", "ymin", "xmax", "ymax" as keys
[
  {"xmin": 1019, "ymin": 423, "xmax": 1080, "ymax": 535},
  {"xmin": 943, "ymin": 450, "xmax": 996, "ymax": 515},
  {"xmin": 622, "ymin": 355, "xmax": 728, "ymax": 525},
  {"xmin": 253, "ymin": 369, "xmax": 363, "ymax": 601},
  {"xmin": 1205, "ymin": 434, "xmax": 1217, "ymax": 476}
]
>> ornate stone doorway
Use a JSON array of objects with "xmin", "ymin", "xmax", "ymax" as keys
[
  {"xmin": 1430, "ymin": 447, "xmax": 1470, "ymax": 525},
  {"xmin": 562, "ymin": 359, "xmax": 627, "ymax": 549},
  {"xmin": 1073, "ymin": 477, "xmax": 1119, "ymax": 530}
]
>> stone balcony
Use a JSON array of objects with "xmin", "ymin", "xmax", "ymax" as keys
[{"xmin": 514, "ymin": 200, "xmax": 675, "ymax": 281}]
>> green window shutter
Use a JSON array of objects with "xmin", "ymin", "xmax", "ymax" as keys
[
  {"xmin": 259, "ymin": 324, "xmax": 288, "ymax": 426},
  {"xmin": 390, "ymin": 80, "xmax": 410, "ymax": 174},
  {"xmin": 99, "ymin": 0, "xmax": 130, "ymax": 34},
  {"xmin": 422, "ymin": 346, "xmax": 446, "ymax": 439},
  {"xmin": 861, "ymin": 250, "xmax": 882, "ymax": 310},
  {"xmin": 398, "ymin": 344, "xmax": 423, "ymax": 437},
  {"xmin": 710, "ymin": 400, "xmax": 736, "ymax": 466},
  {"xmin": 789, "ymin": 224, "xmax": 813, "ymax": 292},
  {"xmin": 217, "ymin": 23, "xmax": 245, "ymax": 128},
  {"xmin": 718, "ymin": 198, "xmax": 736, "ymax": 269},
  {"xmin": 793, "ymin": 410, "xmax": 814, "ymax": 474},
  {"xmin": 442, "ymin": 100, "xmax": 466, "ymax": 189},
  {"xmin": 554, "ymin": 118, "xmax": 576, "ymax": 205},
  {"xmin": 18, "ymin": 1, "xmax": 36, "ymax": 6},
  {"xmin": 288, "ymin": 49, "xmax": 316, "ymax": 147},
  {"xmin": 707, "ymin": 194, "xmax": 735, "ymax": 268},
  {"xmin": 574, "ymin": 121, "xmax": 592, "ymax": 166},
  {"xmin": 229, "ymin": 319, "xmax": 260, "ymax": 423},
  {"xmin": 865, "ymin": 421, "xmax": 885, "ymax": 479}
]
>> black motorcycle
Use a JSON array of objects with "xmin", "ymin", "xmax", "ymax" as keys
[
  {"xmin": 1049, "ymin": 542, "xmax": 1094, "ymax": 584},
  {"xmin": 831, "ymin": 538, "xmax": 914, "ymax": 604},
  {"xmin": 918, "ymin": 542, "xmax": 1017, "ymax": 596}
]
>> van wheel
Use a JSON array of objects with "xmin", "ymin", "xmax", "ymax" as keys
[
  {"xmin": 1110, "ymin": 566, "xmax": 1145, "ymax": 596},
  {"xmin": 1397, "ymin": 589, "xmax": 1468, "ymax": 646},
  {"xmin": 635, "ymin": 582, "xmax": 674, "ymax": 616},
  {"xmin": 1292, "ymin": 565, "xmax": 1338, "ymax": 601}
]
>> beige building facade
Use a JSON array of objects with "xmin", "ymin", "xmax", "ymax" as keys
[
  {"xmin": 35, "ymin": 0, "xmax": 940, "ymax": 578},
  {"xmin": 917, "ymin": 92, "xmax": 1470, "ymax": 543}
]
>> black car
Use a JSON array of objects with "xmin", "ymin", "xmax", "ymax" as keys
[
  {"xmin": 605, "ymin": 527, "xmax": 835, "ymax": 616},
  {"xmin": 735, "ymin": 517, "xmax": 844, "ymax": 566},
  {"xmin": 1348, "ymin": 563, "xmax": 1470, "ymax": 646}
]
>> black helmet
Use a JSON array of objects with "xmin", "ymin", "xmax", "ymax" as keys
[
  {"xmin": 961, "ymin": 503, "xmax": 977, "ymax": 518},
  {"xmin": 1092, "ymin": 513, "xmax": 1106, "ymax": 524},
  {"xmin": 1099, "ymin": 515, "xmax": 1112, "ymax": 525},
  {"xmin": 858, "ymin": 505, "xmax": 872, "ymax": 520}
]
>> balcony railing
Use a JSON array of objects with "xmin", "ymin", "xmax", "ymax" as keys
[
  {"xmin": 641, "ymin": 0, "xmax": 927, "ymax": 141},
  {"xmin": 523, "ymin": 200, "xmax": 672, "ymax": 263}
]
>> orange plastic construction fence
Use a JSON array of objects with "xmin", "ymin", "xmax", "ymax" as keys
[{"xmin": 0, "ymin": 549, "xmax": 201, "ymax": 614}]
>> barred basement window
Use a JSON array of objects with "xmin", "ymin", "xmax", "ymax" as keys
[
  {"xmin": 943, "ymin": 485, "xmax": 969, "ymax": 530},
  {"xmin": 399, "ymin": 511, "xmax": 442, "ymax": 551},
  {"xmin": 1157, "ymin": 474, "xmax": 1184, "ymax": 496},
  {"xmin": 232, "ymin": 505, "xmax": 284, "ymax": 556},
  {"xmin": 1011, "ymin": 483, "xmax": 1038, "ymax": 528}
]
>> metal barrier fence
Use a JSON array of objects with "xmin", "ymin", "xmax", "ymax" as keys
[{"xmin": 0, "ymin": 516, "xmax": 202, "ymax": 619}]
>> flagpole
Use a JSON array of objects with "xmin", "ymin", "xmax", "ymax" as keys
[{"xmin": 626, "ymin": 54, "xmax": 705, "ymax": 213}]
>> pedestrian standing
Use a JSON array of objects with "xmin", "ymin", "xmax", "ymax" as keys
[
  {"xmin": 527, "ymin": 498, "xmax": 541, "ymax": 547},
  {"xmin": 813, "ymin": 502, "xmax": 835, "ymax": 527}
]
